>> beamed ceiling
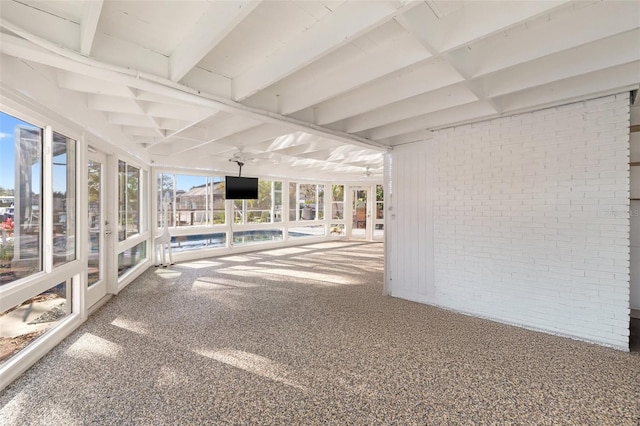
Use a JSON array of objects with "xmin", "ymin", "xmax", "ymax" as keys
[{"xmin": 1, "ymin": 0, "xmax": 639, "ymax": 180}]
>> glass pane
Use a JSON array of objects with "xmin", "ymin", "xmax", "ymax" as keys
[
  {"xmin": 233, "ymin": 229, "xmax": 283, "ymax": 246},
  {"xmin": 353, "ymin": 190, "xmax": 367, "ymax": 230},
  {"xmin": 127, "ymin": 165, "xmax": 140, "ymax": 235},
  {"xmin": 117, "ymin": 241, "xmax": 146, "ymax": 277},
  {"xmin": 0, "ymin": 112, "xmax": 42, "ymax": 285},
  {"xmin": 376, "ymin": 185, "xmax": 384, "ymax": 219},
  {"xmin": 175, "ymin": 174, "xmax": 207, "ymax": 226},
  {"xmin": 329, "ymin": 224, "xmax": 345, "ymax": 236},
  {"xmin": 247, "ymin": 180, "xmax": 272, "ymax": 224},
  {"xmin": 88, "ymin": 160, "xmax": 101, "ymax": 286},
  {"xmin": 299, "ymin": 184, "xmax": 316, "ymax": 220},
  {"xmin": 52, "ymin": 132, "xmax": 76, "ymax": 267},
  {"xmin": 171, "ymin": 233, "xmax": 226, "ymax": 252},
  {"xmin": 234, "ymin": 199, "xmax": 244, "ymax": 224},
  {"xmin": 331, "ymin": 185, "xmax": 344, "ymax": 220},
  {"xmin": 0, "ymin": 280, "xmax": 70, "ymax": 366},
  {"xmin": 141, "ymin": 170, "xmax": 148, "ymax": 233},
  {"xmin": 118, "ymin": 160, "xmax": 126, "ymax": 241},
  {"xmin": 273, "ymin": 182, "xmax": 282, "ymax": 223},
  {"xmin": 317, "ymin": 185, "xmax": 324, "ymax": 220},
  {"xmin": 288, "ymin": 183, "xmax": 296, "ymax": 221},
  {"xmin": 288, "ymin": 225, "xmax": 325, "ymax": 238},
  {"xmin": 212, "ymin": 176, "xmax": 225, "ymax": 225},
  {"xmin": 157, "ymin": 173, "xmax": 175, "ymax": 227}
]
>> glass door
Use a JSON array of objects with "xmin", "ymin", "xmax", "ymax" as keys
[
  {"xmin": 350, "ymin": 188, "xmax": 369, "ymax": 240},
  {"xmin": 86, "ymin": 151, "xmax": 108, "ymax": 307}
]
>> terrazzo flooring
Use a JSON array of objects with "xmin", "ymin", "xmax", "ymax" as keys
[{"xmin": 1, "ymin": 241, "xmax": 639, "ymax": 425}]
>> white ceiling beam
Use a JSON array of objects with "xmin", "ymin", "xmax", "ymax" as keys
[
  {"xmin": 345, "ymin": 83, "xmax": 479, "ymax": 133},
  {"xmin": 478, "ymin": 30, "xmax": 640, "ymax": 98},
  {"xmin": 144, "ymin": 102, "xmax": 212, "ymax": 122},
  {"xmin": 90, "ymin": 31, "xmax": 169, "ymax": 78},
  {"xmin": 2, "ymin": 54, "xmax": 144, "ymax": 157},
  {"xmin": 87, "ymin": 94, "xmax": 145, "ymax": 114},
  {"xmin": 367, "ymin": 101, "xmax": 497, "ymax": 140},
  {"xmin": 277, "ymin": 29, "xmax": 430, "ymax": 115},
  {"xmin": 121, "ymin": 126, "xmax": 165, "ymax": 138},
  {"xmin": 0, "ymin": 30, "xmax": 387, "ymax": 150},
  {"xmin": 155, "ymin": 118, "xmax": 193, "ymax": 132},
  {"xmin": 169, "ymin": 0, "xmax": 260, "ymax": 82},
  {"xmin": 438, "ymin": 1, "xmax": 571, "ymax": 53},
  {"xmin": 57, "ymin": 70, "xmax": 133, "ymax": 97},
  {"xmin": 445, "ymin": 1, "xmax": 640, "ymax": 78},
  {"xmin": 174, "ymin": 116, "xmax": 264, "ymax": 155},
  {"xmin": 80, "ymin": 0, "xmax": 104, "ymax": 56},
  {"xmin": 0, "ymin": 4, "xmax": 80, "ymax": 51},
  {"xmin": 232, "ymin": 0, "xmax": 422, "ymax": 101},
  {"xmin": 107, "ymin": 112, "xmax": 158, "ymax": 128},
  {"xmin": 313, "ymin": 58, "xmax": 465, "ymax": 125},
  {"xmin": 214, "ymin": 123, "xmax": 292, "ymax": 149},
  {"xmin": 178, "ymin": 66, "xmax": 232, "ymax": 100},
  {"xmin": 494, "ymin": 61, "xmax": 640, "ymax": 114}
]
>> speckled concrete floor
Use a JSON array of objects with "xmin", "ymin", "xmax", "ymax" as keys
[{"xmin": 1, "ymin": 241, "xmax": 639, "ymax": 425}]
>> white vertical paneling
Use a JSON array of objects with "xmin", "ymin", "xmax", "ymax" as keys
[
  {"xmin": 630, "ymin": 103, "xmax": 640, "ymax": 313},
  {"xmin": 631, "ymin": 199, "xmax": 640, "ymax": 311},
  {"xmin": 386, "ymin": 143, "xmax": 434, "ymax": 300}
]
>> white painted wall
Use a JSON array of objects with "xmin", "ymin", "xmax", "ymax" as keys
[{"xmin": 386, "ymin": 94, "xmax": 631, "ymax": 349}]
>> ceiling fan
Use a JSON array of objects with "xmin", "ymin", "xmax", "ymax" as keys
[{"xmin": 363, "ymin": 166, "xmax": 383, "ymax": 177}]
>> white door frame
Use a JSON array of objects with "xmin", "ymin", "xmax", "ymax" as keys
[
  {"xmin": 348, "ymin": 186, "xmax": 372, "ymax": 240},
  {"xmin": 86, "ymin": 150, "xmax": 110, "ymax": 308}
]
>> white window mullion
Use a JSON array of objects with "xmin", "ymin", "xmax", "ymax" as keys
[{"xmin": 43, "ymin": 125, "xmax": 53, "ymax": 274}]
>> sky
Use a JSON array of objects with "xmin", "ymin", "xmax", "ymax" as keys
[{"xmin": 1, "ymin": 111, "xmax": 72, "ymax": 194}]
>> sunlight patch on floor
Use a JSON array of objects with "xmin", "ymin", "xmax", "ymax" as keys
[
  {"xmin": 196, "ymin": 348, "xmax": 307, "ymax": 391},
  {"xmin": 65, "ymin": 333, "xmax": 122, "ymax": 359},
  {"xmin": 303, "ymin": 242, "xmax": 361, "ymax": 249},
  {"xmin": 0, "ymin": 390, "xmax": 28, "ymax": 422},
  {"xmin": 111, "ymin": 317, "xmax": 149, "ymax": 335},
  {"xmin": 217, "ymin": 255, "xmax": 259, "ymax": 263},
  {"xmin": 178, "ymin": 260, "xmax": 222, "ymax": 269},
  {"xmin": 154, "ymin": 269, "xmax": 182, "ymax": 279},
  {"xmin": 261, "ymin": 268, "xmax": 358, "ymax": 285},
  {"xmin": 192, "ymin": 277, "xmax": 259, "ymax": 290},
  {"xmin": 262, "ymin": 247, "xmax": 310, "ymax": 256},
  {"xmin": 155, "ymin": 365, "xmax": 190, "ymax": 388}
]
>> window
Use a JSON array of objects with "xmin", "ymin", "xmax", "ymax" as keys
[
  {"xmin": 118, "ymin": 161, "xmax": 140, "ymax": 241},
  {"xmin": 117, "ymin": 241, "xmax": 146, "ymax": 277},
  {"xmin": 289, "ymin": 182, "xmax": 324, "ymax": 221},
  {"xmin": 0, "ymin": 113, "xmax": 43, "ymax": 284},
  {"xmin": 52, "ymin": 132, "xmax": 76, "ymax": 267},
  {"xmin": 171, "ymin": 233, "xmax": 226, "ymax": 252},
  {"xmin": 234, "ymin": 180, "xmax": 282, "ymax": 224},
  {"xmin": 157, "ymin": 173, "xmax": 175, "ymax": 227},
  {"xmin": 175, "ymin": 174, "xmax": 208, "ymax": 226},
  {"xmin": 331, "ymin": 185, "xmax": 344, "ymax": 220},
  {"xmin": 0, "ymin": 279, "xmax": 71, "ymax": 367},
  {"xmin": 376, "ymin": 185, "xmax": 384, "ymax": 220}
]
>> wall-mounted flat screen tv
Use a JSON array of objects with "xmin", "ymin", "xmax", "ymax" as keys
[{"xmin": 225, "ymin": 176, "xmax": 259, "ymax": 200}]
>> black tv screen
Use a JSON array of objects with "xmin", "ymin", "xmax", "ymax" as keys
[{"xmin": 225, "ymin": 176, "xmax": 259, "ymax": 200}]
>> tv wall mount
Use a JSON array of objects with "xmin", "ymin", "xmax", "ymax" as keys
[{"xmin": 229, "ymin": 159, "xmax": 244, "ymax": 177}]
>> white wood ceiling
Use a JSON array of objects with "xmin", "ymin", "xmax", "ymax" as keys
[{"xmin": 1, "ymin": 0, "xmax": 639, "ymax": 179}]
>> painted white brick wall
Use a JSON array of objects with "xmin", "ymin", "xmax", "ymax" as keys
[{"xmin": 387, "ymin": 93, "xmax": 631, "ymax": 349}]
